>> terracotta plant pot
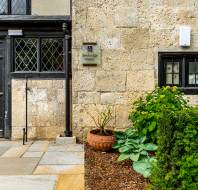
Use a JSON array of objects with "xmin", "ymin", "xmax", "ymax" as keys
[{"xmin": 87, "ymin": 129, "xmax": 116, "ymax": 151}]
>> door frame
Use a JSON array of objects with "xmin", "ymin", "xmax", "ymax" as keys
[{"xmin": 0, "ymin": 33, "xmax": 11, "ymax": 138}]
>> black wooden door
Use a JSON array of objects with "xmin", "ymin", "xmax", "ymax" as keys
[{"xmin": 0, "ymin": 39, "xmax": 5, "ymax": 137}]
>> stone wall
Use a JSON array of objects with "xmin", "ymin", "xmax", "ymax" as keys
[
  {"xmin": 72, "ymin": 0, "xmax": 198, "ymax": 140},
  {"xmin": 12, "ymin": 79, "xmax": 65, "ymax": 140},
  {"xmin": 32, "ymin": 0, "xmax": 70, "ymax": 16}
]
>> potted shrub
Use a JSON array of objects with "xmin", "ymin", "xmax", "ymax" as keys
[{"xmin": 87, "ymin": 106, "xmax": 115, "ymax": 151}]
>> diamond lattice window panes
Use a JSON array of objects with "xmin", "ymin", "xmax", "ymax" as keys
[
  {"xmin": 11, "ymin": 0, "xmax": 26, "ymax": 14},
  {"xmin": 41, "ymin": 39, "xmax": 64, "ymax": 72},
  {"xmin": 0, "ymin": 0, "xmax": 8, "ymax": 15},
  {"xmin": 0, "ymin": 0, "xmax": 30, "ymax": 15},
  {"xmin": 14, "ymin": 38, "xmax": 38, "ymax": 72},
  {"xmin": 13, "ymin": 37, "xmax": 65, "ymax": 74}
]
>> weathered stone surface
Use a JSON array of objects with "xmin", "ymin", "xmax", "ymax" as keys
[
  {"xmin": 0, "ymin": 176, "xmax": 57, "ymax": 190},
  {"xmin": 48, "ymin": 144, "xmax": 84, "ymax": 152},
  {"xmin": 73, "ymin": 70, "xmax": 96, "ymax": 91},
  {"xmin": 78, "ymin": 92, "xmax": 100, "ymax": 104},
  {"xmin": 23, "ymin": 151, "xmax": 44, "ymax": 158},
  {"xmin": 115, "ymin": 105, "xmax": 131, "ymax": 129},
  {"xmin": 121, "ymin": 28, "xmax": 150, "ymax": 50},
  {"xmin": 114, "ymin": 7, "xmax": 138, "ymax": 27},
  {"xmin": 1, "ymin": 144, "xmax": 30, "ymax": 158},
  {"xmin": 0, "ymin": 158, "xmax": 40, "ymax": 175},
  {"xmin": 127, "ymin": 70, "xmax": 155, "ymax": 91},
  {"xmin": 27, "ymin": 141, "xmax": 49, "ymax": 152},
  {"xmin": 96, "ymin": 71, "xmax": 126, "ymax": 92},
  {"xmin": 40, "ymin": 152, "xmax": 84, "ymax": 165},
  {"xmin": 55, "ymin": 174, "xmax": 84, "ymax": 190},
  {"xmin": 34, "ymin": 165, "xmax": 84, "ymax": 175},
  {"xmin": 12, "ymin": 79, "xmax": 65, "ymax": 140},
  {"xmin": 56, "ymin": 136, "xmax": 76, "ymax": 145}
]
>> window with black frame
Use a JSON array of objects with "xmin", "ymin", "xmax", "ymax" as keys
[
  {"xmin": 0, "ymin": 0, "xmax": 30, "ymax": 15},
  {"xmin": 159, "ymin": 53, "xmax": 198, "ymax": 94},
  {"xmin": 13, "ymin": 37, "xmax": 64, "ymax": 75}
]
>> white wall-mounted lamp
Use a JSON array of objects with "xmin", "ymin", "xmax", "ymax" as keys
[{"xmin": 179, "ymin": 26, "xmax": 191, "ymax": 47}]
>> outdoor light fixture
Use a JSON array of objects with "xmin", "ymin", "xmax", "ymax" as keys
[{"xmin": 179, "ymin": 26, "xmax": 191, "ymax": 47}]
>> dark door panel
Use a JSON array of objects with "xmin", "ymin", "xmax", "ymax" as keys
[{"xmin": 0, "ymin": 39, "xmax": 5, "ymax": 137}]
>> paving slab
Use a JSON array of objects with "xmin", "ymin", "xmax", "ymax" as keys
[
  {"xmin": 0, "ymin": 175, "xmax": 58, "ymax": 190},
  {"xmin": 40, "ymin": 152, "xmax": 84, "ymax": 165},
  {"xmin": 23, "ymin": 151, "xmax": 44, "ymax": 158},
  {"xmin": 48, "ymin": 144, "xmax": 84, "ymax": 152},
  {"xmin": 0, "ymin": 147, "xmax": 10, "ymax": 156},
  {"xmin": 0, "ymin": 158, "xmax": 40, "ymax": 175},
  {"xmin": 34, "ymin": 165, "xmax": 84, "ymax": 175},
  {"xmin": 1, "ymin": 144, "xmax": 30, "ymax": 158},
  {"xmin": 0, "ymin": 141, "xmax": 22, "ymax": 147},
  {"xmin": 27, "ymin": 141, "xmax": 49, "ymax": 152},
  {"xmin": 55, "ymin": 174, "xmax": 84, "ymax": 190}
]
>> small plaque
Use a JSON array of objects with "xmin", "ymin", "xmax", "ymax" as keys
[
  {"xmin": 80, "ymin": 43, "xmax": 101, "ymax": 65},
  {"xmin": 8, "ymin": 29, "xmax": 23, "ymax": 36}
]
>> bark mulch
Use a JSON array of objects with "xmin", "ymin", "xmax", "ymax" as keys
[{"xmin": 85, "ymin": 144, "xmax": 148, "ymax": 190}]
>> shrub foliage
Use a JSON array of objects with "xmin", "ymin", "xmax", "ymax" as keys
[
  {"xmin": 148, "ymin": 107, "xmax": 198, "ymax": 190},
  {"xmin": 129, "ymin": 86, "xmax": 188, "ymax": 143}
]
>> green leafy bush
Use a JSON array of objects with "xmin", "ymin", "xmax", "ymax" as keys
[
  {"xmin": 129, "ymin": 86, "xmax": 188, "ymax": 143},
  {"xmin": 113, "ymin": 128, "xmax": 157, "ymax": 178},
  {"xmin": 148, "ymin": 107, "xmax": 198, "ymax": 190}
]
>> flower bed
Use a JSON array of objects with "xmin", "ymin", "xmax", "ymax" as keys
[{"xmin": 85, "ymin": 144, "xmax": 148, "ymax": 190}]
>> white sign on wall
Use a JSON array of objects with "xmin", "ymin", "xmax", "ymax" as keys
[
  {"xmin": 8, "ymin": 30, "xmax": 23, "ymax": 36},
  {"xmin": 179, "ymin": 26, "xmax": 191, "ymax": 47}
]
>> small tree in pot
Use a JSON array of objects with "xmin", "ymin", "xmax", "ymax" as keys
[{"xmin": 87, "ymin": 106, "xmax": 115, "ymax": 151}]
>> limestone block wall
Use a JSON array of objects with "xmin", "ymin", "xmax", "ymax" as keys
[
  {"xmin": 32, "ymin": 0, "xmax": 70, "ymax": 16},
  {"xmin": 12, "ymin": 79, "xmax": 65, "ymax": 140},
  {"xmin": 72, "ymin": 0, "xmax": 198, "ymax": 140}
]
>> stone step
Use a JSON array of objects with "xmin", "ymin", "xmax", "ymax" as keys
[{"xmin": 56, "ymin": 136, "xmax": 76, "ymax": 145}]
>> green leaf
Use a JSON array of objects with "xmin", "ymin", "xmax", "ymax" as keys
[
  {"xmin": 119, "ymin": 146, "xmax": 130, "ymax": 153},
  {"xmin": 143, "ymin": 143, "xmax": 158, "ymax": 151},
  {"xmin": 148, "ymin": 121, "xmax": 157, "ymax": 132},
  {"xmin": 133, "ymin": 160, "xmax": 152, "ymax": 178},
  {"xmin": 118, "ymin": 154, "xmax": 131, "ymax": 162},
  {"xmin": 125, "ymin": 128, "xmax": 137, "ymax": 137},
  {"xmin": 112, "ymin": 143, "xmax": 121, "ymax": 149},
  {"xmin": 130, "ymin": 153, "xmax": 140, "ymax": 162},
  {"xmin": 114, "ymin": 131, "xmax": 125, "ymax": 139},
  {"xmin": 140, "ymin": 150, "xmax": 148, "ymax": 156}
]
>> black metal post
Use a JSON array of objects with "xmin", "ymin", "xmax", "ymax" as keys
[
  {"xmin": 63, "ymin": 22, "xmax": 72, "ymax": 137},
  {"xmin": 25, "ymin": 77, "xmax": 28, "ymax": 142},
  {"xmin": 23, "ymin": 128, "xmax": 26, "ymax": 145}
]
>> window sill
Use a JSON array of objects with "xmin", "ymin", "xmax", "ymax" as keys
[
  {"xmin": 10, "ymin": 72, "xmax": 67, "ymax": 79},
  {"xmin": 179, "ymin": 87, "xmax": 198, "ymax": 95}
]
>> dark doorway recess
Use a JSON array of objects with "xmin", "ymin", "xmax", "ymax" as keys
[
  {"xmin": 0, "ymin": 39, "xmax": 5, "ymax": 137},
  {"xmin": 0, "ymin": 16, "xmax": 72, "ymax": 138}
]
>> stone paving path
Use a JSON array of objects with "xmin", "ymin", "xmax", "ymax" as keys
[{"xmin": 0, "ymin": 140, "xmax": 84, "ymax": 190}]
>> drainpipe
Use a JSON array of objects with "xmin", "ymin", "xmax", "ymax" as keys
[{"xmin": 63, "ymin": 22, "xmax": 72, "ymax": 137}]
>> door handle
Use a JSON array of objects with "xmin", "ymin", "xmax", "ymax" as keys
[{"xmin": 0, "ymin": 92, "xmax": 3, "ymax": 96}]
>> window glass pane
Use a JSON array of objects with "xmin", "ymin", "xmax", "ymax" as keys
[
  {"xmin": 173, "ymin": 74, "xmax": 179, "ymax": 85},
  {"xmin": 196, "ymin": 75, "xmax": 198, "ymax": 84},
  {"xmin": 173, "ymin": 62, "xmax": 179, "ymax": 73},
  {"xmin": 166, "ymin": 74, "xmax": 172, "ymax": 84},
  {"xmin": 0, "ymin": 0, "xmax": 8, "ymax": 14},
  {"xmin": 189, "ymin": 74, "xmax": 196, "ymax": 84},
  {"xmin": 166, "ymin": 62, "xmax": 172, "ymax": 73},
  {"xmin": 41, "ymin": 39, "xmax": 64, "ymax": 72},
  {"xmin": 11, "ymin": 0, "xmax": 26, "ymax": 14},
  {"xmin": 189, "ymin": 62, "xmax": 198, "ymax": 73},
  {"xmin": 14, "ymin": 38, "xmax": 38, "ymax": 72}
]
